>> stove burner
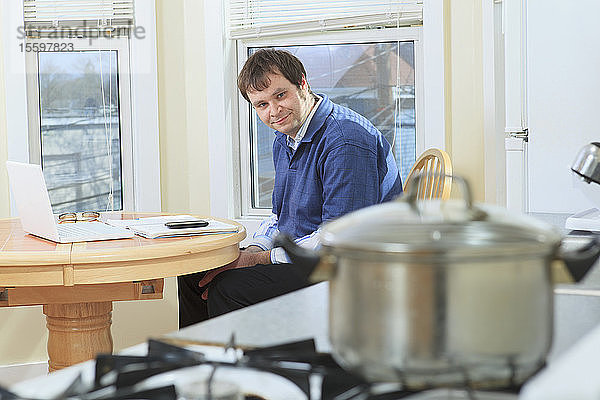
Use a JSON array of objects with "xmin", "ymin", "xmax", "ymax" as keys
[{"xmin": 1, "ymin": 337, "xmax": 529, "ymax": 400}]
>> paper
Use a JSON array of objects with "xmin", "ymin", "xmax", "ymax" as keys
[
  {"xmin": 565, "ymin": 208, "xmax": 600, "ymax": 232},
  {"xmin": 105, "ymin": 215, "xmax": 238, "ymax": 239}
]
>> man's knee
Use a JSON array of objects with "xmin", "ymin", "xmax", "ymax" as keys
[
  {"xmin": 208, "ymin": 270, "xmax": 243, "ymax": 301},
  {"xmin": 178, "ymin": 271, "xmax": 205, "ymax": 295},
  {"xmin": 206, "ymin": 270, "xmax": 247, "ymax": 316},
  {"xmin": 177, "ymin": 272, "xmax": 209, "ymax": 328}
]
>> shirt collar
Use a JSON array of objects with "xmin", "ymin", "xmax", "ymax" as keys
[{"xmin": 287, "ymin": 94, "xmax": 322, "ymax": 150}]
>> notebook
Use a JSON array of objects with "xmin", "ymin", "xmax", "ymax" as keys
[
  {"xmin": 6, "ymin": 161, "xmax": 135, "ymax": 243},
  {"xmin": 105, "ymin": 215, "xmax": 239, "ymax": 239}
]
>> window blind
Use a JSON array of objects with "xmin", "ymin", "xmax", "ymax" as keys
[
  {"xmin": 227, "ymin": 0, "xmax": 423, "ymax": 39},
  {"xmin": 23, "ymin": 0, "xmax": 134, "ymax": 34}
]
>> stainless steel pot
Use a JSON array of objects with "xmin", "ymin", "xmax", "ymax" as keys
[{"xmin": 274, "ymin": 177, "xmax": 600, "ymax": 389}]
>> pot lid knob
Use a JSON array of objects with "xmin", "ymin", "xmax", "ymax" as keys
[{"xmin": 401, "ymin": 173, "xmax": 487, "ymax": 221}]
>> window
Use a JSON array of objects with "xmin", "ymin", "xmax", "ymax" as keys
[
  {"xmin": 23, "ymin": 0, "xmax": 135, "ymax": 213},
  {"xmin": 4, "ymin": 1, "xmax": 160, "ymax": 215},
  {"xmin": 227, "ymin": 0, "xmax": 424, "ymax": 217},
  {"xmin": 204, "ymin": 0, "xmax": 441, "ymax": 225},
  {"xmin": 25, "ymin": 39, "xmax": 133, "ymax": 213},
  {"xmin": 237, "ymin": 28, "xmax": 422, "ymax": 215}
]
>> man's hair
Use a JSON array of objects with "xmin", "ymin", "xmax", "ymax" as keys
[{"xmin": 237, "ymin": 49, "xmax": 309, "ymax": 102}]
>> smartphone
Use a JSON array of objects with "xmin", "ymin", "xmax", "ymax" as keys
[{"xmin": 165, "ymin": 220, "xmax": 209, "ymax": 229}]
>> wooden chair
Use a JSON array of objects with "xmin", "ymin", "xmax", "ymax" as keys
[{"xmin": 403, "ymin": 148, "xmax": 453, "ymax": 200}]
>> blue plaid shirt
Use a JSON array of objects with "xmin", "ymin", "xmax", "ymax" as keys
[{"xmin": 250, "ymin": 94, "xmax": 403, "ymax": 263}]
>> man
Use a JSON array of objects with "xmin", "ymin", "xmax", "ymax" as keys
[{"xmin": 178, "ymin": 49, "xmax": 402, "ymax": 327}]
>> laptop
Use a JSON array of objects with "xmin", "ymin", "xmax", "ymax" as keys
[{"xmin": 6, "ymin": 161, "xmax": 135, "ymax": 243}]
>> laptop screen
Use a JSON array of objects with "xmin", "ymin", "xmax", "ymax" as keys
[{"xmin": 6, "ymin": 161, "xmax": 60, "ymax": 241}]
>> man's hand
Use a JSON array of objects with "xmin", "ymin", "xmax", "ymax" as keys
[
  {"xmin": 199, "ymin": 249, "xmax": 271, "ymax": 300},
  {"xmin": 244, "ymin": 245, "xmax": 265, "ymax": 253}
]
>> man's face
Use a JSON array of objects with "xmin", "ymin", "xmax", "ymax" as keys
[{"xmin": 246, "ymin": 72, "xmax": 313, "ymax": 138}]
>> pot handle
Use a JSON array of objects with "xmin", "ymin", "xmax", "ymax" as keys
[
  {"xmin": 273, "ymin": 233, "xmax": 322, "ymax": 272},
  {"xmin": 273, "ymin": 234, "xmax": 337, "ymax": 282},
  {"xmin": 556, "ymin": 236, "xmax": 600, "ymax": 283}
]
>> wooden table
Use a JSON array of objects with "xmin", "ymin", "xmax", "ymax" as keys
[{"xmin": 0, "ymin": 213, "xmax": 246, "ymax": 371}]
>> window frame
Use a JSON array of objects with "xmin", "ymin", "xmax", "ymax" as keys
[
  {"xmin": 203, "ymin": 0, "xmax": 443, "ymax": 244},
  {"xmin": 2, "ymin": 0, "xmax": 161, "ymax": 214},
  {"xmin": 24, "ymin": 37, "xmax": 135, "ymax": 212},
  {"xmin": 236, "ymin": 27, "xmax": 425, "ymax": 217}
]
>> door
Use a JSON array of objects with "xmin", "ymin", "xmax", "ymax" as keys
[{"xmin": 522, "ymin": 0, "xmax": 600, "ymax": 213}]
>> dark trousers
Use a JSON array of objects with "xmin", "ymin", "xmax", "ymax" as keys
[{"xmin": 177, "ymin": 263, "xmax": 313, "ymax": 329}]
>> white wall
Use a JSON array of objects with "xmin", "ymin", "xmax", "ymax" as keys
[{"xmin": 447, "ymin": 1, "xmax": 486, "ymax": 201}]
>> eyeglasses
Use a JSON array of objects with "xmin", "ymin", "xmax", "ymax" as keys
[{"xmin": 58, "ymin": 211, "xmax": 101, "ymax": 223}]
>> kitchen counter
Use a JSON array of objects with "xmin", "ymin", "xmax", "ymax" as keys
[
  {"xmin": 169, "ymin": 281, "xmax": 331, "ymax": 352},
  {"xmin": 11, "ymin": 280, "xmax": 600, "ymax": 398},
  {"xmin": 169, "ymin": 280, "xmax": 600, "ymax": 362}
]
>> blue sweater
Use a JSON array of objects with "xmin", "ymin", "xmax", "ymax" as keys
[{"xmin": 272, "ymin": 94, "xmax": 403, "ymax": 239}]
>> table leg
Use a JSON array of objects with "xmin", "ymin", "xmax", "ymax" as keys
[{"xmin": 43, "ymin": 302, "xmax": 113, "ymax": 372}]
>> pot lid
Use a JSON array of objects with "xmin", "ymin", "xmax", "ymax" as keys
[{"xmin": 320, "ymin": 178, "xmax": 562, "ymax": 258}]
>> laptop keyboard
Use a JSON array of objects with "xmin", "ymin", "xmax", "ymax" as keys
[
  {"xmin": 57, "ymin": 223, "xmax": 100, "ymax": 239},
  {"xmin": 56, "ymin": 222, "xmax": 135, "ymax": 241}
]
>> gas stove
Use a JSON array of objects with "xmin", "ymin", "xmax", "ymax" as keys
[{"xmin": 4, "ymin": 337, "xmax": 523, "ymax": 400}]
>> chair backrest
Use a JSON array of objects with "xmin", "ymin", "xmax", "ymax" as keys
[{"xmin": 403, "ymin": 148, "xmax": 453, "ymax": 200}]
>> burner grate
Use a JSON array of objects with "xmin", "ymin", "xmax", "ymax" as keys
[{"xmin": 2, "ymin": 337, "xmax": 528, "ymax": 400}]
